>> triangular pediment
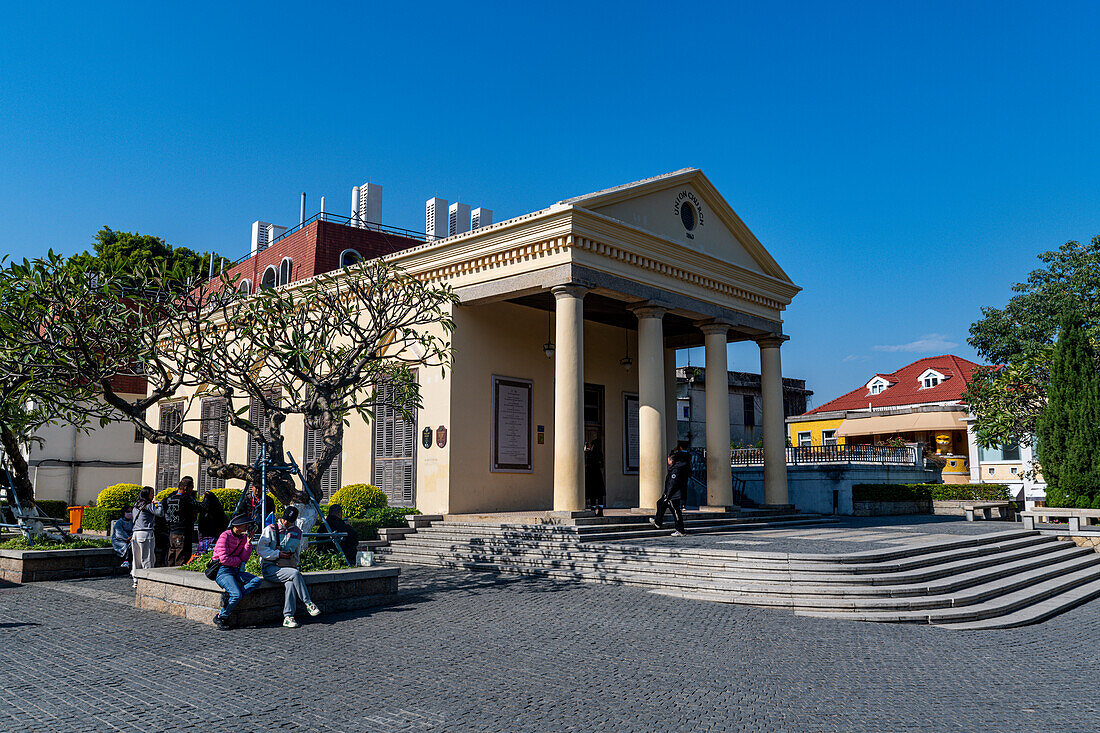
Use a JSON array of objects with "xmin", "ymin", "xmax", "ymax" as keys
[{"xmin": 559, "ymin": 168, "xmax": 793, "ymax": 283}]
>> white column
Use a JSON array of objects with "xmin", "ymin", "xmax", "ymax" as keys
[
  {"xmin": 665, "ymin": 347, "xmax": 678, "ymax": 456},
  {"xmin": 702, "ymin": 323, "xmax": 733, "ymax": 508},
  {"xmin": 758, "ymin": 336, "xmax": 789, "ymax": 506},
  {"xmin": 552, "ymin": 285, "xmax": 587, "ymax": 512},
  {"xmin": 633, "ymin": 305, "xmax": 667, "ymax": 509}
]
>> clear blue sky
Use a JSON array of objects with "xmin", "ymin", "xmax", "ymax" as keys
[{"xmin": 2, "ymin": 1, "xmax": 1097, "ymax": 405}]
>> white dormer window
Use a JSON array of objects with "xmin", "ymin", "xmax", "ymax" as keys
[
  {"xmin": 918, "ymin": 369, "xmax": 946, "ymax": 389},
  {"xmin": 867, "ymin": 377, "xmax": 890, "ymax": 395}
]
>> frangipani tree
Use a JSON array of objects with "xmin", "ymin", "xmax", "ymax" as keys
[{"xmin": 2, "ymin": 252, "xmax": 456, "ymax": 503}]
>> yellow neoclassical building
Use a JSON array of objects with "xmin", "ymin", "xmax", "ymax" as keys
[{"xmin": 140, "ymin": 169, "xmax": 801, "ymax": 515}]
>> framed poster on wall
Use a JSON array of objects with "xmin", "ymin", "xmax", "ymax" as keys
[
  {"xmin": 491, "ymin": 375, "xmax": 533, "ymax": 472},
  {"xmin": 622, "ymin": 392, "xmax": 639, "ymax": 474}
]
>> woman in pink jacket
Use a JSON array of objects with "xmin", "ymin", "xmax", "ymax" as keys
[{"xmin": 212, "ymin": 513, "xmax": 263, "ymax": 630}]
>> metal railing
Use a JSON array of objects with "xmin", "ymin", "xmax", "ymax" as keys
[
  {"xmin": 730, "ymin": 444, "xmax": 919, "ymax": 466},
  {"xmin": 270, "ymin": 211, "xmax": 430, "ymax": 247}
]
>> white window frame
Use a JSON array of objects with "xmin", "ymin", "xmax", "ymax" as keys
[
  {"xmin": 821, "ymin": 430, "xmax": 838, "ymax": 446},
  {"xmin": 339, "ymin": 249, "xmax": 362, "ymax": 268},
  {"xmin": 867, "ymin": 376, "xmax": 890, "ymax": 395},
  {"xmin": 279, "ymin": 257, "xmax": 293, "ymax": 286},
  {"xmin": 261, "ymin": 266, "xmax": 278, "ymax": 289},
  {"xmin": 797, "ymin": 431, "xmax": 812, "ymax": 448},
  {"xmin": 918, "ymin": 369, "xmax": 946, "ymax": 389},
  {"xmin": 239, "ymin": 279, "xmax": 252, "ymax": 295}
]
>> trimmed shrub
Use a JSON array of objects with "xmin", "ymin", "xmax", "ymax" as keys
[
  {"xmin": 346, "ymin": 507, "xmax": 421, "ymax": 540},
  {"xmin": 180, "ymin": 547, "xmax": 347, "ymax": 575},
  {"xmin": 95, "ymin": 483, "xmax": 142, "ymax": 512},
  {"xmin": 852, "ymin": 484, "xmax": 1010, "ymax": 503},
  {"xmin": 33, "ymin": 500, "xmax": 68, "ymax": 519},
  {"xmin": 329, "ymin": 484, "xmax": 387, "ymax": 519},
  {"xmin": 154, "ymin": 487, "xmax": 174, "ymax": 503},
  {"xmin": 80, "ymin": 506, "xmax": 111, "ymax": 532}
]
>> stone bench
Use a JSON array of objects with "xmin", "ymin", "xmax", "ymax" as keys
[
  {"xmin": 964, "ymin": 501, "xmax": 1014, "ymax": 522},
  {"xmin": 133, "ymin": 565, "xmax": 400, "ymax": 626},
  {"xmin": 0, "ymin": 547, "xmax": 124, "ymax": 583},
  {"xmin": 1021, "ymin": 508, "xmax": 1100, "ymax": 533}
]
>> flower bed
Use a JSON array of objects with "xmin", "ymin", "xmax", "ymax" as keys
[
  {"xmin": 0, "ymin": 537, "xmax": 121, "ymax": 583},
  {"xmin": 133, "ymin": 565, "xmax": 400, "ymax": 626}
]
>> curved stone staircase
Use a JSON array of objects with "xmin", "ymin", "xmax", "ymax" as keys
[{"xmin": 376, "ymin": 517, "xmax": 1100, "ymax": 630}]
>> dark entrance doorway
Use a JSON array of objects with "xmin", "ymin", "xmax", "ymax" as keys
[{"xmin": 584, "ymin": 384, "xmax": 606, "ymax": 508}]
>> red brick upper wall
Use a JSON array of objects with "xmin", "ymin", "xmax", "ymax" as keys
[{"xmin": 217, "ymin": 221, "xmax": 422, "ymax": 291}]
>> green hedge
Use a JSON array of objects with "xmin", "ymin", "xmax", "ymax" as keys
[
  {"xmin": 346, "ymin": 507, "xmax": 421, "ymax": 540},
  {"xmin": 81, "ymin": 506, "xmax": 112, "ymax": 532},
  {"xmin": 853, "ymin": 484, "xmax": 1011, "ymax": 502},
  {"xmin": 34, "ymin": 500, "xmax": 68, "ymax": 519}
]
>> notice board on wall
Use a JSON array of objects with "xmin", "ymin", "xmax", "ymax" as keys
[{"xmin": 492, "ymin": 375, "xmax": 533, "ymax": 472}]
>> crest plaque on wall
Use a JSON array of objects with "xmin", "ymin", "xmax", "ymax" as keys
[
  {"xmin": 422, "ymin": 427, "xmax": 432, "ymax": 449},
  {"xmin": 436, "ymin": 425, "xmax": 448, "ymax": 448}
]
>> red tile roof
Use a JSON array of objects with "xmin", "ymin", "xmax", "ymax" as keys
[{"xmin": 806, "ymin": 355, "xmax": 982, "ymax": 414}]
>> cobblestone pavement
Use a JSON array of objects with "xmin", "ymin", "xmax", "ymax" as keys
[
  {"xmin": 1, "ymin": 563, "xmax": 1098, "ymax": 732},
  {"xmin": 612, "ymin": 516, "xmax": 1019, "ymax": 555}
]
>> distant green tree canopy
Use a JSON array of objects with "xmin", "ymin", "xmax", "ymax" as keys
[
  {"xmin": 964, "ymin": 236, "xmax": 1100, "ymax": 448},
  {"xmin": 69, "ymin": 226, "xmax": 229, "ymax": 279}
]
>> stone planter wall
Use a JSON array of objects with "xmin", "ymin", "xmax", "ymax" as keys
[
  {"xmin": 932, "ymin": 500, "xmax": 980, "ymax": 517},
  {"xmin": 0, "ymin": 547, "xmax": 124, "ymax": 583},
  {"xmin": 133, "ymin": 566, "xmax": 400, "ymax": 626},
  {"xmin": 852, "ymin": 500, "xmax": 932, "ymax": 517}
]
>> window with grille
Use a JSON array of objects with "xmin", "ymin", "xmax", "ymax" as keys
[
  {"xmin": 822, "ymin": 430, "xmax": 838, "ymax": 446},
  {"xmin": 372, "ymin": 377, "xmax": 417, "ymax": 507},
  {"xmin": 742, "ymin": 395, "xmax": 755, "ymax": 427},
  {"xmin": 197, "ymin": 398, "xmax": 227, "ymax": 493},
  {"xmin": 247, "ymin": 392, "xmax": 280, "ymax": 467},
  {"xmin": 797, "ymin": 431, "xmax": 812, "ymax": 448},
  {"xmin": 304, "ymin": 424, "xmax": 341, "ymax": 501},
  {"xmin": 155, "ymin": 404, "xmax": 183, "ymax": 494}
]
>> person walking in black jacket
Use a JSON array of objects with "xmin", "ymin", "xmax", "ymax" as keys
[{"xmin": 651, "ymin": 444, "xmax": 691, "ymax": 535}]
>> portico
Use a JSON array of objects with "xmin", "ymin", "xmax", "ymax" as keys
[{"xmin": 386, "ymin": 168, "xmax": 800, "ymax": 514}]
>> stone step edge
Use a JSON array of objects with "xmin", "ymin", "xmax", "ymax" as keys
[
  {"xmin": 379, "ymin": 533, "xmax": 1068, "ymax": 579},
  {"xmin": 932, "ymin": 577, "xmax": 1100, "ymax": 630},
  {"xmin": 794, "ymin": 563, "xmax": 1100, "ymax": 624},
  {"xmin": 376, "ymin": 544, "xmax": 1096, "ymax": 596},
  {"xmin": 642, "ymin": 553, "xmax": 1100, "ymax": 610}
]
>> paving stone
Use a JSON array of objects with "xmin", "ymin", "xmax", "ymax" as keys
[{"xmin": 0, "ymin": 565, "xmax": 1098, "ymax": 731}]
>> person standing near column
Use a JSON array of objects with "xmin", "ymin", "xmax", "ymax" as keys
[
  {"xmin": 256, "ymin": 506, "xmax": 322, "ymax": 628},
  {"xmin": 651, "ymin": 443, "xmax": 691, "ymax": 536}
]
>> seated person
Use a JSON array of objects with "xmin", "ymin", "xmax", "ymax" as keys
[
  {"xmin": 256, "ymin": 506, "xmax": 321, "ymax": 628},
  {"xmin": 290, "ymin": 490, "xmax": 320, "ymax": 550},
  {"xmin": 325, "ymin": 504, "xmax": 359, "ymax": 564},
  {"xmin": 110, "ymin": 507, "xmax": 134, "ymax": 569},
  {"xmin": 197, "ymin": 487, "xmax": 228, "ymax": 553},
  {"xmin": 212, "ymin": 513, "xmax": 264, "ymax": 630}
]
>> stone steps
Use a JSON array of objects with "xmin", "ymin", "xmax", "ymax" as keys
[
  {"xmin": 377, "ymin": 516, "xmax": 1100, "ymax": 628},
  {"xmin": 377, "ymin": 540, "xmax": 1087, "ymax": 602},
  {"xmin": 799, "ymin": 561, "xmax": 1100, "ymax": 626},
  {"xmin": 934, "ymin": 576, "xmax": 1100, "ymax": 630},
  {"xmin": 378, "ymin": 531, "xmax": 1063, "ymax": 584}
]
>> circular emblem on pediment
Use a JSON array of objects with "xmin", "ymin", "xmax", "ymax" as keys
[
  {"xmin": 673, "ymin": 189, "xmax": 704, "ymax": 239},
  {"xmin": 680, "ymin": 203, "xmax": 696, "ymax": 231}
]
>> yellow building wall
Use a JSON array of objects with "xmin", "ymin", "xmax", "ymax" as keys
[
  {"xmin": 445, "ymin": 300, "xmax": 641, "ymax": 514},
  {"xmin": 787, "ymin": 417, "xmax": 845, "ymax": 447}
]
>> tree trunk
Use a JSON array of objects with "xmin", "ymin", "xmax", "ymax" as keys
[{"xmin": 0, "ymin": 426, "xmax": 35, "ymax": 508}]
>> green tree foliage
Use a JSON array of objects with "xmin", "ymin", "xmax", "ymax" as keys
[
  {"xmin": 1035, "ymin": 313, "xmax": 1100, "ymax": 508},
  {"xmin": 2, "ymin": 252, "xmax": 455, "ymax": 504},
  {"xmin": 964, "ymin": 236, "xmax": 1100, "ymax": 447},
  {"xmin": 70, "ymin": 227, "xmax": 228, "ymax": 280}
]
